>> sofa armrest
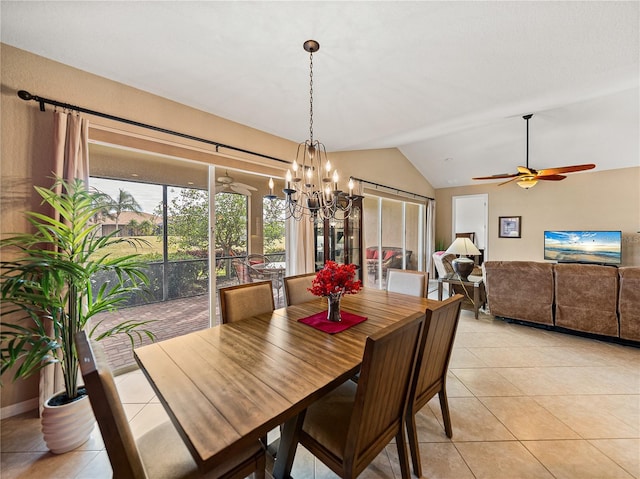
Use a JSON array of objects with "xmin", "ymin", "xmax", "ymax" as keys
[{"xmin": 484, "ymin": 261, "xmax": 554, "ymax": 326}]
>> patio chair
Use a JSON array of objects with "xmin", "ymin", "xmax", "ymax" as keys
[
  {"xmin": 283, "ymin": 272, "xmax": 317, "ymax": 306},
  {"xmin": 247, "ymin": 254, "xmax": 270, "ymax": 266},
  {"xmin": 297, "ymin": 311, "xmax": 426, "ymax": 479},
  {"xmin": 232, "ymin": 259, "xmax": 251, "ymax": 283},
  {"xmin": 406, "ymin": 294, "xmax": 463, "ymax": 477},
  {"xmin": 74, "ymin": 330, "xmax": 266, "ymax": 479},
  {"xmin": 386, "ymin": 269, "xmax": 429, "ymax": 297},
  {"xmin": 219, "ymin": 280, "xmax": 275, "ymax": 324}
]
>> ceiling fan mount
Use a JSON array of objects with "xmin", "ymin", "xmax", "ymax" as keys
[
  {"xmin": 472, "ymin": 114, "xmax": 595, "ymax": 189},
  {"xmin": 215, "ymin": 171, "xmax": 257, "ymax": 196}
]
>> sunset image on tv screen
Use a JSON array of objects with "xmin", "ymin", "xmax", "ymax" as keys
[{"xmin": 544, "ymin": 231, "xmax": 622, "ymax": 264}]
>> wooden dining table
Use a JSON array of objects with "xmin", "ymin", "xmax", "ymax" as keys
[{"xmin": 134, "ymin": 287, "xmax": 435, "ymax": 478}]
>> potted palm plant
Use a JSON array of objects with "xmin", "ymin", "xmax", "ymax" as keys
[{"xmin": 1, "ymin": 177, "xmax": 155, "ymax": 453}]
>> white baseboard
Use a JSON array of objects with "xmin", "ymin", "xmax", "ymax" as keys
[{"xmin": 1, "ymin": 397, "xmax": 38, "ymax": 419}]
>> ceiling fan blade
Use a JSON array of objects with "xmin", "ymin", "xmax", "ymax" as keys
[
  {"xmin": 536, "ymin": 174, "xmax": 566, "ymax": 181},
  {"xmin": 215, "ymin": 185, "xmax": 228, "ymax": 193},
  {"xmin": 232, "ymin": 182, "xmax": 257, "ymax": 191},
  {"xmin": 472, "ymin": 173, "xmax": 518, "ymax": 180},
  {"xmin": 230, "ymin": 185, "xmax": 252, "ymax": 196},
  {"xmin": 536, "ymin": 163, "xmax": 596, "ymax": 176},
  {"xmin": 498, "ymin": 176, "xmax": 521, "ymax": 186}
]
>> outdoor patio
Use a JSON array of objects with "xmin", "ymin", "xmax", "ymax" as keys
[{"xmin": 92, "ymin": 277, "xmax": 286, "ymax": 371}]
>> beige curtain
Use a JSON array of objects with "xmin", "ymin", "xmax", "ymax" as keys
[
  {"xmin": 39, "ymin": 111, "xmax": 89, "ymax": 413},
  {"xmin": 426, "ymin": 199, "xmax": 436, "ymax": 277},
  {"xmin": 286, "ymin": 216, "xmax": 315, "ymax": 275}
]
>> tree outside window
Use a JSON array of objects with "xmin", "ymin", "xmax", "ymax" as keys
[{"xmin": 263, "ymin": 197, "xmax": 285, "ymax": 255}]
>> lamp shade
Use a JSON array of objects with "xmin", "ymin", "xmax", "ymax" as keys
[{"xmin": 445, "ymin": 237, "xmax": 481, "ymax": 256}]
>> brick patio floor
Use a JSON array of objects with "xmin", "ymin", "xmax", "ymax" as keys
[{"xmin": 91, "ymin": 278, "xmax": 286, "ymax": 371}]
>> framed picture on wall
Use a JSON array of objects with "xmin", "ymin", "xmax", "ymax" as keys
[{"xmin": 499, "ymin": 216, "xmax": 521, "ymax": 238}]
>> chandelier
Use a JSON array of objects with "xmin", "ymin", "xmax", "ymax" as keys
[{"xmin": 266, "ymin": 40, "xmax": 360, "ymax": 222}]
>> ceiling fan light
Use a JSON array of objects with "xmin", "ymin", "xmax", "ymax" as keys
[{"xmin": 517, "ymin": 178, "xmax": 538, "ymax": 189}]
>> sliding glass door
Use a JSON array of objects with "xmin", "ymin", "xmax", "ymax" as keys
[{"xmin": 362, "ymin": 194, "xmax": 427, "ymax": 289}]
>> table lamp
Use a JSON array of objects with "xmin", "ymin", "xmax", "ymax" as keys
[{"xmin": 445, "ymin": 237, "xmax": 481, "ymax": 281}]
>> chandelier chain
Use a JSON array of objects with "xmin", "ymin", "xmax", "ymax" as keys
[
  {"xmin": 265, "ymin": 40, "xmax": 360, "ymax": 223},
  {"xmin": 309, "ymin": 50, "xmax": 314, "ymax": 144}
]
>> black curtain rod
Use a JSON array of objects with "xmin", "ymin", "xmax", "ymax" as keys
[
  {"xmin": 350, "ymin": 176, "xmax": 434, "ymax": 201},
  {"xmin": 17, "ymin": 90, "xmax": 290, "ymax": 166}
]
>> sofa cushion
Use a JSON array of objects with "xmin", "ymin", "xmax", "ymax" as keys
[
  {"xmin": 618, "ymin": 267, "xmax": 640, "ymax": 341},
  {"xmin": 554, "ymin": 263, "xmax": 619, "ymax": 337},
  {"xmin": 483, "ymin": 261, "xmax": 554, "ymax": 326}
]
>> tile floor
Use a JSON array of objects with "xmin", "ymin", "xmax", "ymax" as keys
[{"xmin": 1, "ymin": 303, "xmax": 639, "ymax": 478}]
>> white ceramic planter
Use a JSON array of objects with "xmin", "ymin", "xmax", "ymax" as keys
[{"xmin": 41, "ymin": 391, "xmax": 95, "ymax": 454}]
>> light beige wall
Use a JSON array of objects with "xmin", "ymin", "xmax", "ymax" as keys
[
  {"xmin": 435, "ymin": 167, "xmax": 640, "ymax": 265},
  {"xmin": 329, "ymin": 148, "xmax": 436, "ymax": 199},
  {"xmin": 0, "ymin": 44, "xmax": 432, "ymax": 409}
]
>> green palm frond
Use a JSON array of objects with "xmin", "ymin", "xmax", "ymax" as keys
[{"xmin": 1, "ymin": 177, "xmax": 155, "ymax": 400}]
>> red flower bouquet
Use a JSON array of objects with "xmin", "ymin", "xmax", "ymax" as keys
[
  {"xmin": 309, "ymin": 261, "xmax": 362, "ymax": 297},
  {"xmin": 309, "ymin": 261, "xmax": 361, "ymax": 322}
]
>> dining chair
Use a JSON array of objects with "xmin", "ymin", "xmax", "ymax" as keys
[
  {"xmin": 406, "ymin": 293, "xmax": 464, "ymax": 478},
  {"xmin": 219, "ymin": 280, "xmax": 275, "ymax": 323},
  {"xmin": 386, "ymin": 268, "xmax": 429, "ymax": 297},
  {"xmin": 296, "ymin": 311, "xmax": 426, "ymax": 479},
  {"xmin": 283, "ymin": 272, "xmax": 317, "ymax": 306},
  {"xmin": 74, "ymin": 330, "xmax": 266, "ymax": 479}
]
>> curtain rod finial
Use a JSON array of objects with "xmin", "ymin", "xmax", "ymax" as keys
[{"xmin": 18, "ymin": 90, "xmax": 33, "ymax": 101}]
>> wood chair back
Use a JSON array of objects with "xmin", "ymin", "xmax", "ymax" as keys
[
  {"xmin": 75, "ymin": 330, "xmax": 266, "ymax": 479},
  {"xmin": 455, "ymin": 232, "xmax": 476, "ymax": 244},
  {"xmin": 386, "ymin": 268, "xmax": 429, "ymax": 297},
  {"xmin": 406, "ymin": 293, "xmax": 464, "ymax": 477},
  {"xmin": 219, "ymin": 280, "xmax": 274, "ymax": 323},
  {"xmin": 283, "ymin": 273, "xmax": 317, "ymax": 306},
  {"xmin": 299, "ymin": 312, "xmax": 425, "ymax": 479},
  {"xmin": 75, "ymin": 330, "xmax": 147, "ymax": 479}
]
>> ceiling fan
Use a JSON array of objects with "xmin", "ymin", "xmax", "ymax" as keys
[
  {"xmin": 215, "ymin": 171, "xmax": 258, "ymax": 196},
  {"xmin": 472, "ymin": 114, "xmax": 595, "ymax": 189}
]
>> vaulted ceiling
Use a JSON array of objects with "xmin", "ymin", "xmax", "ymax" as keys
[{"xmin": 2, "ymin": 1, "xmax": 638, "ymax": 188}]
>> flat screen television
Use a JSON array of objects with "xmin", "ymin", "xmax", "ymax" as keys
[{"xmin": 544, "ymin": 230, "xmax": 622, "ymax": 265}]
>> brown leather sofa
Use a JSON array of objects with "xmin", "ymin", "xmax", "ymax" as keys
[
  {"xmin": 484, "ymin": 261, "xmax": 639, "ymax": 343},
  {"xmin": 618, "ymin": 266, "xmax": 640, "ymax": 341},
  {"xmin": 483, "ymin": 261, "xmax": 555, "ymax": 326},
  {"xmin": 554, "ymin": 263, "xmax": 619, "ymax": 337}
]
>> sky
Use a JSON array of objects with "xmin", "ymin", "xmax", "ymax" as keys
[{"xmin": 90, "ymin": 177, "xmax": 163, "ymax": 214}]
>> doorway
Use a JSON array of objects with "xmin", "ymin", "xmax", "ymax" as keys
[{"xmin": 452, "ymin": 194, "xmax": 488, "ymax": 263}]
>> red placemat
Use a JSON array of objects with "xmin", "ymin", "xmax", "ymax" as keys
[{"xmin": 298, "ymin": 310, "xmax": 367, "ymax": 334}]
